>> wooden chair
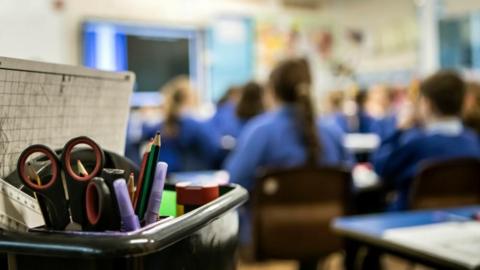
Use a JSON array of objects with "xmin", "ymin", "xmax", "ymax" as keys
[
  {"xmin": 410, "ymin": 158, "xmax": 480, "ymax": 210},
  {"xmin": 251, "ymin": 166, "xmax": 352, "ymax": 262}
]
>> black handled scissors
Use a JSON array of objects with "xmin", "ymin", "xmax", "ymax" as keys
[{"xmin": 17, "ymin": 136, "xmax": 105, "ymax": 230}]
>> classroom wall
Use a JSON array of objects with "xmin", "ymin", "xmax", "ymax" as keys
[
  {"xmin": 0, "ymin": 0, "xmax": 319, "ymax": 66},
  {"xmin": 325, "ymin": 0, "xmax": 418, "ymax": 74},
  {"xmin": 0, "ymin": 0, "xmax": 417, "ymax": 64},
  {"xmin": 443, "ymin": 0, "xmax": 480, "ymax": 16},
  {"xmin": 0, "ymin": 0, "xmax": 66, "ymax": 63}
]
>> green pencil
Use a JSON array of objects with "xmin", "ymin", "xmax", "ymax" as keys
[{"xmin": 137, "ymin": 132, "xmax": 161, "ymax": 220}]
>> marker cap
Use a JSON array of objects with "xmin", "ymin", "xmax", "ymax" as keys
[
  {"xmin": 113, "ymin": 179, "xmax": 140, "ymax": 231},
  {"xmin": 144, "ymin": 162, "xmax": 168, "ymax": 225}
]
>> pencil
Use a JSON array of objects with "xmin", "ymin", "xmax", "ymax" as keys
[
  {"xmin": 128, "ymin": 172, "xmax": 135, "ymax": 203},
  {"xmin": 136, "ymin": 132, "xmax": 161, "ymax": 220},
  {"xmin": 26, "ymin": 163, "xmax": 42, "ymax": 186},
  {"xmin": 77, "ymin": 160, "xmax": 88, "ymax": 176},
  {"xmin": 26, "ymin": 163, "xmax": 50, "ymax": 227},
  {"xmin": 133, "ymin": 139, "xmax": 153, "ymax": 209}
]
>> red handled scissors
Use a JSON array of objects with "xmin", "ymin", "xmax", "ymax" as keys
[{"xmin": 17, "ymin": 136, "xmax": 105, "ymax": 230}]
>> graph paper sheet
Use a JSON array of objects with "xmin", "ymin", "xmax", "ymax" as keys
[{"xmin": 0, "ymin": 57, "xmax": 135, "ymax": 178}]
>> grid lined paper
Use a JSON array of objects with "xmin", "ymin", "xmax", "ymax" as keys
[{"xmin": 0, "ymin": 57, "xmax": 134, "ymax": 178}]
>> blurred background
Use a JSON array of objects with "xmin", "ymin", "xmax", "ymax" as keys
[
  {"xmin": 2, "ymin": 0, "xmax": 479, "ymax": 117},
  {"xmin": 3, "ymin": 0, "xmax": 480, "ymax": 269},
  {"xmin": 4, "ymin": 0, "xmax": 480, "ymax": 104}
]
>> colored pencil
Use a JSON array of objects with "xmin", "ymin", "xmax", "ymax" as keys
[
  {"xmin": 26, "ymin": 162, "xmax": 42, "ymax": 186},
  {"xmin": 133, "ymin": 139, "xmax": 152, "ymax": 209},
  {"xmin": 77, "ymin": 160, "xmax": 88, "ymax": 176},
  {"xmin": 127, "ymin": 172, "xmax": 135, "ymax": 203},
  {"xmin": 136, "ymin": 132, "xmax": 161, "ymax": 220}
]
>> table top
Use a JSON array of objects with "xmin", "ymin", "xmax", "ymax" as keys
[
  {"xmin": 170, "ymin": 168, "xmax": 382, "ymax": 190},
  {"xmin": 343, "ymin": 133, "xmax": 380, "ymax": 153},
  {"xmin": 334, "ymin": 206, "xmax": 480, "ymax": 236},
  {"xmin": 333, "ymin": 206, "xmax": 480, "ymax": 270},
  {"xmin": 168, "ymin": 170, "xmax": 230, "ymax": 185}
]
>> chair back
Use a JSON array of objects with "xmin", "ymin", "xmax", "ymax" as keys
[
  {"xmin": 252, "ymin": 166, "xmax": 351, "ymax": 261},
  {"xmin": 411, "ymin": 158, "xmax": 480, "ymax": 209}
]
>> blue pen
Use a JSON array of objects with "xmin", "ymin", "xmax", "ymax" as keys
[{"xmin": 144, "ymin": 162, "xmax": 168, "ymax": 225}]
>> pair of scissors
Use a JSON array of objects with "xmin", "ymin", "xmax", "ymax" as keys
[{"xmin": 17, "ymin": 136, "xmax": 105, "ymax": 230}]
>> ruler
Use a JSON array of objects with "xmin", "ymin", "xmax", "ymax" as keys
[{"xmin": 0, "ymin": 178, "xmax": 44, "ymax": 231}]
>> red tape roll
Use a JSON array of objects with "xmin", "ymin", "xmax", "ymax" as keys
[{"xmin": 176, "ymin": 182, "xmax": 220, "ymax": 206}]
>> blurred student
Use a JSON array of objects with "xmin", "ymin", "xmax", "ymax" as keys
[
  {"xmin": 208, "ymin": 86, "xmax": 242, "ymax": 139},
  {"xmin": 324, "ymin": 89, "xmax": 376, "ymax": 134},
  {"xmin": 325, "ymin": 90, "xmax": 344, "ymax": 114},
  {"xmin": 236, "ymin": 81, "xmax": 265, "ymax": 127},
  {"xmin": 365, "ymin": 84, "xmax": 393, "ymax": 119},
  {"xmin": 372, "ymin": 71, "xmax": 480, "ymax": 211},
  {"xmin": 225, "ymin": 58, "xmax": 351, "ymax": 190},
  {"xmin": 366, "ymin": 85, "xmax": 398, "ymax": 140},
  {"xmin": 225, "ymin": 58, "xmax": 350, "ymax": 270},
  {"xmin": 463, "ymin": 82, "xmax": 480, "ymax": 134},
  {"xmin": 142, "ymin": 76, "xmax": 218, "ymax": 172},
  {"xmin": 210, "ymin": 83, "xmax": 266, "ymax": 168}
]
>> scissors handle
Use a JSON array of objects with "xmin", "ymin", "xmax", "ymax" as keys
[
  {"xmin": 17, "ymin": 145, "xmax": 70, "ymax": 230},
  {"xmin": 85, "ymin": 177, "xmax": 113, "ymax": 231},
  {"xmin": 61, "ymin": 136, "xmax": 105, "ymax": 181},
  {"xmin": 61, "ymin": 136, "xmax": 105, "ymax": 227}
]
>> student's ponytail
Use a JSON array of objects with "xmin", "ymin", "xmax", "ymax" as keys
[
  {"xmin": 295, "ymin": 81, "xmax": 321, "ymax": 165},
  {"xmin": 270, "ymin": 58, "xmax": 322, "ymax": 166}
]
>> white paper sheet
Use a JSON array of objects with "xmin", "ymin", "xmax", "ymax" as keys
[
  {"xmin": 0, "ymin": 56, "xmax": 135, "ymax": 178},
  {"xmin": 383, "ymin": 221, "xmax": 480, "ymax": 269}
]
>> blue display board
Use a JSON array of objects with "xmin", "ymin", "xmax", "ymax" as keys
[{"xmin": 207, "ymin": 16, "xmax": 255, "ymax": 101}]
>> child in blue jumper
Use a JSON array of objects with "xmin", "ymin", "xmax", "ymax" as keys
[
  {"xmin": 225, "ymin": 58, "xmax": 351, "ymax": 270},
  {"xmin": 141, "ymin": 76, "xmax": 219, "ymax": 172},
  {"xmin": 372, "ymin": 71, "xmax": 480, "ymax": 211},
  {"xmin": 225, "ymin": 58, "xmax": 351, "ymax": 191}
]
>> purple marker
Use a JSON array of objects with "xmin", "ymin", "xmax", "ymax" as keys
[
  {"xmin": 144, "ymin": 162, "xmax": 168, "ymax": 225},
  {"xmin": 113, "ymin": 179, "xmax": 141, "ymax": 231}
]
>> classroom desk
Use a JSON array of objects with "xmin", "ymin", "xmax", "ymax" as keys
[
  {"xmin": 333, "ymin": 206, "xmax": 480, "ymax": 270},
  {"xmin": 170, "ymin": 170, "xmax": 230, "ymax": 185},
  {"xmin": 343, "ymin": 133, "xmax": 380, "ymax": 154},
  {"xmin": 172, "ymin": 169, "xmax": 381, "ymax": 190}
]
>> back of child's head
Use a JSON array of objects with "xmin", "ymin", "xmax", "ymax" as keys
[
  {"xmin": 236, "ymin": 81, "xmax": 264, "ymax": 121},
  {"xmin": 161, "ymin": 76, "xmax": 195, "ymax": 136},
  {"xmin": 217, "ymin": 85, "xmax": 242, "ymax": 106},
  {"xmin": 420, "ymin": 70, "xmax": 466, "ymax": 117},
  {"xmin": 269, "ymin": 58, "xmax": 320, "ymax": 165},
  {"xmin": 269, "ymin": 58, "xmax": 311, "ymax": 103}
]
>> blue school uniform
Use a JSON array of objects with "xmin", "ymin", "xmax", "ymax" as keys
[
  {"xmin": 207, "ymin": 101, "xmax": 248, "ymax": 168},
  {"xmin": 208, "ymin": 101, "xmax": 243, "ymax": 138},
  {"xmin": 225, "ymin": 106, "xmax": 353, "ymax": 191},
  {"xmin": 323, "ymin": 111, "xmax": 376, "ymax": 134},
  {"xmin": 142, "ymin": 116, "xmax": 219, "ymax": 172},
  {"xmin": 372, "ymin": 120, "xmax": 480, "ymax": 211},
  {"xmin": 225, "ymin": 105, "xmax": 352, "ymax": 245},
  {"xmin": 370, "ymin": 115, "xmax": 397, "ymax": 140}
]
